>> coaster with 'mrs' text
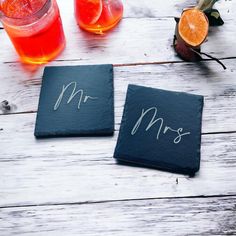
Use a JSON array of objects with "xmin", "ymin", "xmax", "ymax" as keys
[
  {"xmin": 34, "ymin": 64, "xmax": 114, "ymax": 138},
  {"xmin": 114, "ymin": 85, "xmax": 204, "ymax": 176}
]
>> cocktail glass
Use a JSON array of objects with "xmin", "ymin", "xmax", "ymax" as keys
[
  {"xmin": 74, "ymin": 0, "xmax": 123, "ymax": 34},
  {"xmin": 0, "ymin": 0, "xmax": 66, "ymax": 64}
]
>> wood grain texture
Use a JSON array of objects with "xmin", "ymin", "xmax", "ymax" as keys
[
  {"xmin": 0, "ymin": 112, "xmax": 236, "ymax": 207},
  {"xmin": 1, "ymin": 59, "xmax": 236, "ymax": 133},
  {"xmin": 0, "ymin": 0, "xmax": 235, "ymax": 63},
  {"xmin": 1, "ymin": 196, "xmax": 236, "ymax": 236},
  {"xmin": 1, "ymin": 0, "xmax": 236, "ymax": 234}
]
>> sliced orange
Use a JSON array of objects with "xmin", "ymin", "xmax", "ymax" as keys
[
  {"xmin": 93, "ymin": 0, "xmax": 123, "ymax": 32},
  {"xmin": 75, "ymin": 0, "xmax": 103, "ymax": 26},
  {"xmin": 178, "ymin": 8, "xmax": 209, "ymax": 47}
]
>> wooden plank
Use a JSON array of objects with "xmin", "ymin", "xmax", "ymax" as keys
[
  {"xmin": 59, "ymin": 0, "xmax": 195, "ymax": 18},
  {"xmin": 1, "ymin": 59, "xmax": 236, "ymax": 133},
  {"xmin": 0, "ymin": 0, "xmax": 235, "ymax": 63},
  {"xmin": 123, "ymin": 0, "xmax": 234, "ymax": 19},
  {"xmin": 0, "ymin": 0, "xmax": 231, "ymax": 20},
  {"xmin": 0, "ymin": 112, "xmax": 236, "ymax": 207},
  {"xmin": 1, "ymin": 196, "xmax": 236, "ymax": 235},
  {"xmin": 0, "ymin": 17, "xmax": 184, "ymax": 63},
  {"xmin": 0, "ymin": 0, "xmax": 194, "ymax": 32}
]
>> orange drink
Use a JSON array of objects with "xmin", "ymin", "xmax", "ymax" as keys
[
  {"xmin": 74, "ymin": 0, "xmax": 123, "ymax": 34},
  {"xmin": 0, "ymin": 0, "xmax": 66, "ymax": 64}
]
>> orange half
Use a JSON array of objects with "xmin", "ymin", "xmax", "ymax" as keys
[{"xmin": 178, "ymin": 8, "xmax": 209, "ymax": 47}]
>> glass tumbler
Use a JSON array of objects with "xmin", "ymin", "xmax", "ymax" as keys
[
  {"xmin": 0, "ymin": 0, "xmax": 66, "ymax": 64},
  {"xmin": 74, "ymin": 0, "xmax": 123, "ymax": 34}
]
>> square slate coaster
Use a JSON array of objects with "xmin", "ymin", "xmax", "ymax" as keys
[
  {"xmin": 114, "ymin": 85, "xmax": 204, "ymax": 175},
  {"xmin": 34, "ymin": 64, "xmax": 114, "ymax": 138}
]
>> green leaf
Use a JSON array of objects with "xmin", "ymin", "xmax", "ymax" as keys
[
  {"xmin": 197, "ymin": 0, "xmax": 219, "ymax": 12},
  {"xmin": 205, "ymin": 9, "xmax": 224, "ymax": 26}
]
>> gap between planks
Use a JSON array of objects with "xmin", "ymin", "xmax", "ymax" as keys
[
  {"xmin": 1, "ymin": 193, "xmax": 236, "ymax": 210},
  {"xmin": 2, "ymin": 56, "xmax": 236, "ymax": 67},
  {"xmin": 114, "ymin": 57, "xmax": 236, "ymax": 67}
]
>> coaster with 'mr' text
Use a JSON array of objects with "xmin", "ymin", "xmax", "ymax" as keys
[{"xmin": 34, "ymin": 64, "xmax": 114, "ymax": 138}]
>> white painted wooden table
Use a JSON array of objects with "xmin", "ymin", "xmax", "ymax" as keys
[{"xmin": 1, "ymin": 0, "xmax": 236, "ymax": 235}]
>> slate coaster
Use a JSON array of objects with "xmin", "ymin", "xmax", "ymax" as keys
[
  {"xmin": 34, "ymin": 64, "xmax": 114, "ymax": 138},
  {"xmin": 114, "ymin": 85, "xmax": 204, "ymax": 176}
]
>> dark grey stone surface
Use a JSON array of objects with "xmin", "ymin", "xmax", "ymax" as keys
[
  {"xmin": 35, "ymin": 65, "xmax": 114, "ymax": 138},
  {"xmin": 114, "ymin": 84, "xmax": 204, "ymax": 175}
]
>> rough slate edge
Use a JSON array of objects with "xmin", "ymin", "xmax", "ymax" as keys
[
  {"xmin": 114, "ymin": 84, "xmax": 204, "ymax": 177},
  {"xmin": 34, "ymin": 64, "xmax": 114, "ymax": 138}
]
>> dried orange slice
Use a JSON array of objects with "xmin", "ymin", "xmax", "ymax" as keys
[
  {"xmin": 178, "ymin": 8, "xmax": 209, "ymax": 47},
  {"xmin": 75, "ymin": 0, "xmax": 102, "ymax": 25}
]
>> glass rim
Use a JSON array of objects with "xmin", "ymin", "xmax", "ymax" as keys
[{"xmin": 0, "ymin": 0, "xmax": 52, "ymax": 21}]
